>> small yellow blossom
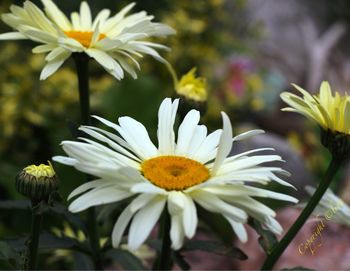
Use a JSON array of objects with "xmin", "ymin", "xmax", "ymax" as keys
[{"xmin": 176, "ymin": 68, "xmax": 207, "ymax": 102}]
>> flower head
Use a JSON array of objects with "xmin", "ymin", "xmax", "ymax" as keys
[
  {"xmin": 0, "ymin": 1, "xmax": 175, "ymax": 80},
  {"xmin": 176, "ymin": 68, "xmax": 207, "ymax": 102},
  {"xmin": 54, "ymin": 98, "xmax": 297, "ymax": 250},
  {"xmin": 16, "ymin": 161, "xmax": 59, "ymax": 202},
  {"xmin": 281, "ymin": 82, "xmax": 350, "ymax": 158},
  {"xmin": 281, "ymin": 81, "xmax": 350, "ymax": 135}
]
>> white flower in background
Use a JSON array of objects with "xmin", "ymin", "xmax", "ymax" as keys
[
  {"xmin": 304, "ymin": 186, "xmax": 350, "ymax": 227},
  {"xmin": 54, "ymin": 98, "xmax": 298, "ymax": 250},
  {"xmin": 0, "ymin": 0, "xmax": 175, "ymax": 80}
]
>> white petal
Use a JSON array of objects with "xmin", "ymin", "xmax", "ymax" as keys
[
  {"xmin": 128, "ymin": 196, "xmax": 166, "ymax": 250},
  {"xmin": 79, "ymin": 1, "xmax": 92, "ymax": 30},
  {"xmin": 68, "ymin": 187, "xmax": 132, "ymax": 212},
  {"xmin": 40, "ymin": 55, "xmax": 69, "ymax": 80},
  {"xmin": 192, "ymin": 129, "xmax": 222, "ymax": 163},
  {"xmin": 117, "ymin": 116, "xmax": 158, "ymax": 159},
  {"xmin": 42, "ymin": 0, "xmax": 72, "ymax": 30},
  {"xmin": 32, "ymin": 44, "xmax": 57, "ymax": 53},
  {"xmin": 176, "ymin": 110, "xmax": 200, "ymax": 156},
  {"xmin": 232, "ymin": 129, "xmax": 265, "ymax": 142},
  {"xmin": 112, "ymin": 205, "xmax": 133, "ymax": 248},
  {"xmin": 191, "ymin": 190, "xmax": 247, "ymax": 222},
  {"xmin": 157, "ymin": 98, "xmax": 179, "ymax": 155},
  {"xmin": 224, "ymin": 217, "xmax": 247, "ymax": 243},
  {"xmin": 182, "ymin": 194, "xmax": 197, "ymax": 238},
  {"xmin": 170, "ymin": 214, "xmax": 185, "ymax": 250},
  {"xmin": 168, "ymin": 191, "xmax": 186, "ymax": 215},
  {"xmin": 211, "ymin": 112, "xmax": 233, "ymax": 175},
  {"xmin": 52, "ymin": 155, "xmax": 77, "ymax": 165},
  {"xmin": 0, "ymin": 32, "xmax": 26, "ymax": 40},
  {"xmin": 67, "ymin": 179, "xmax": 111, "ymax": 200},
  {"xmin": 131, "ymin": 182, "xmax": 167, "ymax": 195}
]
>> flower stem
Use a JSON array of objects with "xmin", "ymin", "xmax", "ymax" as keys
[
  {"xmin": 164, "ymin": 61, "xmax": 178, "ymax": 89},
  {"xmin": 73, "ymin": 53, "xmax": 102, "ymax": 270},
  {"xmin": 261, "ymin": 156, "xmax": 343, "ymax": 270},
  {"xmin": 25, "ymin": 201, "xmax": 43, "ymax": 270},
  {"xmin": 154, "ymin": 209, "xmax": 172, "ymax": 270}
]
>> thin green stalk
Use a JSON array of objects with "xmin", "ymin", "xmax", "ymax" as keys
[
  {"xmin": 261, "ymin": 156, "xmax": 342, "ymax": 270},
  {"xmin": 25, "ymin": 201, "xmax": 43, "ymax": 270},
  {"xmin": 154, "ymin": 209, "xmax": 172, "ymax": 270},
  {"xmin": 73, "ymin": 53, "xmax": 102, "ymax": 270}
]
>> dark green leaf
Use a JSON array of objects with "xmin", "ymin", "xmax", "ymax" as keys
[
  {"xmin": 182, "ymin": 240, "xmax": 247, "ymax": 260},
  {"xmin": 198, "ymin": 206, "xmax": 234, "ymax": 245},
  {"xmin": 0, "ymin": 241, "xmax": 19, "ymax": 261},
  {"xmin": 49, "ymin": 202, "xmax": 86, "ymax": 231},
  {"xmin": 106, "ymin": 249, "xmax": 147, "ymax": 270},
  {"xmin": 6, "ymin": 232, "xmax": 89, "ymax": 254},
  {"xmin": 172, "ymin": 251, "xmax": 190, "ymax": 270},
  {"xmin": 249, "ymin": 218, "xmax": 278, "ymax": 254},
  {"xmin": 73, "ymin": 252, "xmax": 94, "ymax": 270},
  {"xmin": 0, "ymin": 241, "xmax": 19, "ymax": 270},
  {"xmin": 0, "ymin": 200, "xmax": 31, "ymax": 210}
]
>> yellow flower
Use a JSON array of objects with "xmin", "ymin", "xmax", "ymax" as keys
[
  {"xmin": 176, "ymin": 68, "xmax": 207, "ymax": 102},
  {"xmin": 281, "ymin": 81, "xmax": 350, "ymax": 135}
]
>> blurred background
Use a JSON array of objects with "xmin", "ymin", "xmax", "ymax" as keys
[{"xmin": 1, "ymin": 0, "xmax": 350, "ymax": 269}]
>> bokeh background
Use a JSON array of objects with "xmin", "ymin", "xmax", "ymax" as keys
[{"xmin": 1, "ymin": 0, "xmax": 350, "ymax": 269}]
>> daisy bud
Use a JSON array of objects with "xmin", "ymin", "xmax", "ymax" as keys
[
  {"xmin": 175, "ymin": 68, "xmax": 207, "ymax": 119},
  {"xmin": 16, "ymin": 162, "xmax": 59, "ymax": 203}
]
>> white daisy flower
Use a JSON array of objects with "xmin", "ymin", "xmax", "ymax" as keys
[
  {"xmin": 53, "ymin": 98, "xmax": 298, "ymax": 250},
  {"xmin": 304, "ymin": 186, "xmax": 350, "ymax": 227},
  {"xmin": 0, "ymin": 0, "xmax": 175, "ymax": 80}
]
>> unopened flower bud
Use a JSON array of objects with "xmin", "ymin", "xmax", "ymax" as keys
[{"xmin": 16, "ymin": 162, "xmax": 59, "ymax": 202}]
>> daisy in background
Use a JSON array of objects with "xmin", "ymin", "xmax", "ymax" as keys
[
  {"xmin": 53, "ymin": 98, "xmax": 298, "ymax": 250},
  {"xmin": 303, "ymin": 186, "xmax": 350, "ymax": 227},
  {"xmin": 281, "ymin": 81, "xmax": 350, "ymax": 136},
  {"xmin": 0, "ymin": 0, "xmax": 175, "ymax": 80}
]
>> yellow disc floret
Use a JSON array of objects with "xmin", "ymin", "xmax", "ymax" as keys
[
  {"xmin": 24, "ymin": 162, "xmax": 55, "ymax": 179},
  {"xmin": 141, "ymin": 156, "xmax": 210, "ymax": 191},
  {"xmin": 64, "ymin": 31, "xmax": 106, "ymax": 48}
]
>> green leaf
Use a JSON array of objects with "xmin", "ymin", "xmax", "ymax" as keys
[
  {"xmin": 0, "ymin": 200, "xmax": 31, "ymax": 210},
  {"xmin": 172, "ymin": 251, "xmax": 190, "ymax": 270},
  {"xmin": 182, "ymin": 240, "xmax": 247, "ymax": 260},
  {"xmin": 73, "ymin": 252, "xmax": 94, "ymax": 270},
  {"xmin": 0, "ymin": 241, "xmax": 18, "ymax": 261},
  {"xmin": 49, "ymin": 202, "xmax": 86, "ymax": 232},
  {"xmin": 0, "ymin": 241, "xmax": 19, "ymax": 269},
  {"xmin": 6, "ymin": 232, "xmax": 89, "ymax": 254},
  {"xmin": 249, "ymin": 218, "xmax": 278, "ymax": 254},
  {"xmin": 106, "ymin": 249, "xmax": 147, "ymax": 270},
  {"xmin": 197, "ymin": 206, "xmax": 234, "ymax": 245}
]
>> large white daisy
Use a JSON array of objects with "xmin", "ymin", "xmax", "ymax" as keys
[
  {"xmin": 0, "ymin": 1, "xmax": 175, "ymax": 80},
  {"xmin": 53, "ymin": 98, "xmax": 298, "ymax": 250}
]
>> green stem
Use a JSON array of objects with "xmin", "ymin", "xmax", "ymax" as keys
[
  {"xmin": 25, "ymin": 201, "xmax": 43, "ymax": 270},
  {"xmin": 164, "ymin": 61, "xmax": 178, "ymax": 89},
  {"xmin": 261, "ymin": 156, "xmax": 342, "ymax": 270},
  {"xmin": 73, "ymin": 53, "xmax": 102, "ymax": 270},
  {"xmin": 154, "ymin": 209, "xmax": 172, "ymax": 270}
]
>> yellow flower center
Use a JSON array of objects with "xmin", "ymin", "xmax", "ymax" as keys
[
  {"xmin": 24, "ymin": 162, "xmax": 55, "ymax": 179},
  {"xmin": 141, "ymin": 156, "xmax": 210, "ymax": 191},
  {"xmin": 64, "ymin": 31, "xmax": 106, "ymax": 48}
]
